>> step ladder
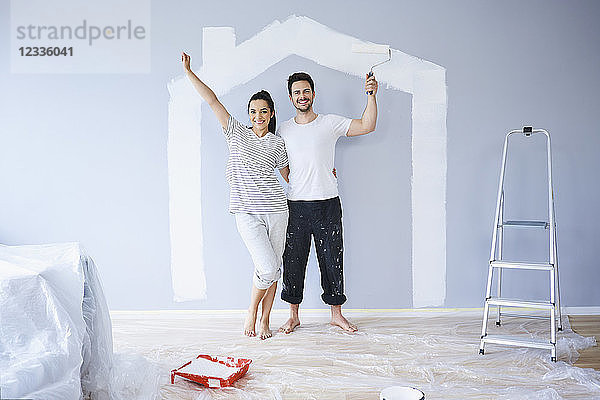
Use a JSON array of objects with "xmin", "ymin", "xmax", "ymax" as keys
[{"xmin": 479, "ymin": 126, "xmax": 562, "ymax": 362}]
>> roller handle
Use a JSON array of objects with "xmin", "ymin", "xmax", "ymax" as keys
[{"xmin": 366, "ymin": 71, "xmax": 373, "ymax": 95}]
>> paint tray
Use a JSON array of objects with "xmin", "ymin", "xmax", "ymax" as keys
[{"xmin": 170, "ymin": 354, "xmax": 252, "ymax": 388}]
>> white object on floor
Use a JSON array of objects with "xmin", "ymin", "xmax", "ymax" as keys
[
  {"xmin": 381, "ymin": 386, "xmax": 425, "ymax": 400},
  {"xmin": 0, "ymin": 243, "xmax": 113, "ymax": 400}
]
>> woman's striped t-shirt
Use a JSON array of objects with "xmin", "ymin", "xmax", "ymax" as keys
[{"xmin": 223, "ymin": 115, "xmax": 288, "ymax": 214}]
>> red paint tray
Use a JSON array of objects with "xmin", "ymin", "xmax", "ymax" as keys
[{"xmin": 171, "ymin": 354, "xmax": 252, "ymax": 388}]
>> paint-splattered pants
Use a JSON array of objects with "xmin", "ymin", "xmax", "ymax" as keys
[
  {"xmin": 281, "ymin": 197, "xmax": 346, "ymax": 306},
  {"xmin": 235, "ymin": 211, "xmax": 288, "ymax": 290}
]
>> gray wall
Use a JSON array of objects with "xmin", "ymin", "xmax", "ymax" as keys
[{"xmin": 1, "ymin": 0, "xmax": 599, "ymax": 310}]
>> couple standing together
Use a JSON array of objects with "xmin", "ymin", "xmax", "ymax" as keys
[{"xmin": 182, "ymin": 52, "xmax": 378, "ymax": 340}]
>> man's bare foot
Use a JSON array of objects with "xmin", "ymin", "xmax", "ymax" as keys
[
  {"xmin": 330, "ymin": 314, "xmax": 357, "ymax": 332},
  {"xmin": 278, "ymin": 317, "xmax": 300, "ymax": 334},
  {"xmin": 244, "ymin": 312, "xmax": 256, "ymax": 337},
  {"xmin": 258, "ymin": 321, "xmax": 272, "ymax": 340}
]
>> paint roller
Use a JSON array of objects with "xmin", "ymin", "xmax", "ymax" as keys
[{"xmin": 351, "ymin": 43, "xmax": 391, "ymax": 94}]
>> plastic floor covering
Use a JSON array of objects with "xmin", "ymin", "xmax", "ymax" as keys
[{"xmin": 110, "ymin": 311, "xmax": 600, "ymax": 400}]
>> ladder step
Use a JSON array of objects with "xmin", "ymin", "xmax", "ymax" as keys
[
  {"xmin": 500, "ymin": 312, "xmax": 550, "ymax": 321},
  {"xmin": 500, "ymin": 220, "xmax": 549, "ymax": 228},
  {"xmin": 490, "ymin": 261, "xmax": 553, "ymax": 271},
  {"xmin": 487, "ymin": 297, "xmax": 554, "ymax": 309},
  {"xmin": 481, "ymin": 334, "xmax": 555, "ymax": 350}
]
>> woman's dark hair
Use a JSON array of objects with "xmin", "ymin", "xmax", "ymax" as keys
[{"xmin": 247, "ymin": 90, "xmax": 276, "ymax": 134}]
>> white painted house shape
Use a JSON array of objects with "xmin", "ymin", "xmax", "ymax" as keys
[{"xmin": 168, "ymin": 15, "xmax": 447, "ymax": 307}]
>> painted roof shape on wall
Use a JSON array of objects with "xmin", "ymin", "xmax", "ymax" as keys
[
  {"xmin": 181, "ymin": 15, "xmax": 444, "ymax": 99},
  {"xmin": 168, "ymin": 15, "xmax": 447, "ymax": 307}
]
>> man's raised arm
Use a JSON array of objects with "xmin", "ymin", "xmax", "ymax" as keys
[{"xmin": 347, "ymin": 74, "xmax": 378, "ymax": 137}]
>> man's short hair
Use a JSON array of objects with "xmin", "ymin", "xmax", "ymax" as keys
[{"xmin": 287, "ymin": 72, "xmax": 315, "ymax": 96}]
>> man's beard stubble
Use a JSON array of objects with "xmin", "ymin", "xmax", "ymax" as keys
[{"xmin": 295, "ymin": 99, "xmax": 312, "ymax": 113}]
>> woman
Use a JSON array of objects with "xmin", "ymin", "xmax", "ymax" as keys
[{"xmin": 182, "ymin": 52, "xmax": 289, "ymax": 340}]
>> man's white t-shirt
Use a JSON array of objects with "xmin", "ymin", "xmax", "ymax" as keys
[{"xmin": 278, "ymin": 114, "xmax": 352, "ymax": 201}]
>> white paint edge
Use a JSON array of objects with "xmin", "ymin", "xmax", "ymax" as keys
[
  {"xmin": 411, "ymin": 71, "xmax": 447, "ymax": 308},
  {"xmin": 167, "ymin": 78, "xmax": 206, "ymax": 301}
]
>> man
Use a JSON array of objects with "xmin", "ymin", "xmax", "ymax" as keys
[{"xmin": 278, "ymin": 72, "xmax": 378, "ymax": 333}]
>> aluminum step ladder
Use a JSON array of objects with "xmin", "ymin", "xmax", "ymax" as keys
[{"xmin": 479, "ymin": 126, "xmax": 562, "ymax": 362}]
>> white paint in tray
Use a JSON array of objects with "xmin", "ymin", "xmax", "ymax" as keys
[{"xmin": 179, "ymin": 357, "xmax": 239, "ymax": 379}]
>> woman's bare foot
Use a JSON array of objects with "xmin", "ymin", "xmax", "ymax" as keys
[
  {"xmin": 278, "ymin": 317, "xmax": 301, "ymax": 334},
  {"xmin": 330, "ymin": 314, "xmax": 357, "ymax": 332},
  {"xmin": 258, "ymin": 321, "xmax": 272, "ymax": 340},
  {"xmin": 244, "ymin": 311, "xmax": 257, "ymax": 337}
]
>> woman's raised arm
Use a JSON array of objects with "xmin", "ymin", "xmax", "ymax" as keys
[{"xmin": 182, "ymin": 52, "xmax": 230, "ymax": 129}]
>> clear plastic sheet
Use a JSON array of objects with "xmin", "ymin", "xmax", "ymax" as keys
[
  {"xmin": 0, "ymin": 243, "xmax": 113, "ymax": 400},
  {"xmin": 110, "ymin": 310, "xmax": 600, "ymax": 399},
  {"xmin": 2, "ymin": 243, "xmax": 598, "ymax": 399}
]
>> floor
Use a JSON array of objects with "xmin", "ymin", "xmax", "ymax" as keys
[
  {"xmin": 569, "ymin": 315, "xmax": 600, "ymax": 370},
  {"xmin": 110, "ymin": 311, "xmax": 600, "ymax": 400}
]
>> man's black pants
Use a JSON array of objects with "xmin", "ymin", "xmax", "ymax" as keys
[{"xmin": 281, "ymin": 197, "xmax": 346, "ymax": 306}]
